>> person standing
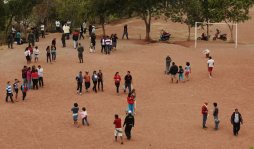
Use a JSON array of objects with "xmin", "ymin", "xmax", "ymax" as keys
[
  {"xmin": 41, "ymin": 23, "xmax": 45, "ymax": 38},
  {"xmin": 185, "ymin": 62, "xmax": 191, "ymax": 81},
  {"xmin": 46, "ymin": 46, "xmax": 52, "ymax": 64},
  {"xmin": 20, "ymin": 81, "xmax": 28, "ymax": 101},
  {"xmin": 122, "ymin": 24, "xmax": 128, "ymax": 39},
  {"xmin": 92, "ymin": 26, "xmax": 95, "ymax": 35},
  {"xmin": 100, "ymin": 36, "xmax": 105, "ymax": 54},
  {"xmin": 7, "ymin": 32, "xmax": 13, "ymax": 49},
  {"xmin": 92, "ymin": 71, "xmax": 98, "ymax": 93},
  {"xmin": 132, "ymin": 89, "xmax": 137, "ymax": 115},
  {"xmin": 165, "ymin": 54, "xmax": 172, "ymax": 74},
  {"xmin": 84, "ymin": 71, "xmax": 90, "ymax": 93},
  {"xmin": 178, "ymin": 66, "xmax": 185, "ymax": 83},
  {"xmin": 105, "ymin": 36, "xmax": 111, "ymax": 55},
  {"xmin": 13, "ymin": 79, "xmax": 20, "ymax": 102},
  {"xmin": 123, "ymin": 110, "xmax": 134, "ymax": 140},
  {"xmin": 17, "ymin": 30, "xmax": 21, "ymax": 45},
  {"xmin": 67, "ymin": 19, "xmax": 72, "ymax": 34},
  {"xmin": 114, "ymin": 72, "xmax": 121, "ymax": 95},
  {"xmin": 28, "ymin": 45, "xmax": 33, "ymax": 62},
  {"xmin": 73, "ymin": 32, "xmax": 79, "ymax": 49},
  {"xmin": 202, "ymin": 101, "xmax": 209, "ymax": 130},
  {"xmin": 65, "ymin": 23, "xmax": 70, "ymax": 40},
  {"xmin": 89, "ymin": 24, "xmax": 92, "ymax": 36},
  {"xmin": 231, "ymin": 109, "xmax": 243, "ymax": 136},
  {"xmin": 114, "ymin": 114, "xmax": 123, "ymax": 144},
  {"xmin": 207, "ymin": 56, "xmax": 215, "ymax": 78},
  {"xmin": 112, "ymin": 34, "xmax": 118, "ymax": 51},
  {"xmin": 97, "ymin": 70, "xmax": 103, "ymax": 91},
  {"xmin": 213, "ymin": 103, "xmax": 219, "ymax": 130},
  {"xmin": 79, "ymin": 25, "xmax": 84, "ymax": 40},
  {"xmin": 31, "ymin": 69, "xmax": 39, "ymax": 90},
  {"xmin": 77, "ymin": 43, "xmax": 84, "ymax": 63},
  {"xmin": 83, "ymin": 20, "xmax": 87, "ymax": 36},
  {"xmin": 6, "ymin": 81, "xmax": 14, "ymax": 103},
  {"xmin": 34, "ymin": 46, "xmax": 40, "ymax": 63},
  {"xmin": 12, "ymin": 26, "xmax": 16, "ymax": 38},
  {"xmin": 37, "ymin": 65, "xmax": 44, "ymax": 87},
  {"xmin": 79, "ymin": 107, "xmax": 89, "ymax": 126},
  {"xmin": 126, "ymin": 93, "xmax": 134, "ymax": 115},
  {"xmin": 27, "ymin": 67, "xmax": 32, "ymax": 89},
  {"xmin": 61, "ymin": 31, "xmax": 66, "ymax": 47},
  {"xmin": 55, "ymin": 20, "xmax": 60, "ymax": 31},
  {"xmin": 28, "ymin": 31, "xmax": 34, "ymax": 47},
  {"xmin": 24, "ymin": 48, "xmax": 31, "ymax": 64},
  {"xmin": 22, "ymin": 66, "xmax": 27, "ymax": 83},
  {"xmin": 35, "ymin": 26, "xmax": 39, "ymax": 42},
  {"xmin": 71, "ymin": 103, "xmax": 79, "ymax": 128},
  {"xmin": 169, "ymin": 62, "xmax": 178, "ymax": 83},
  {"xmin": 124, "ymin": 71, "xmax": 132, "ymax": 94},
  {"xmin": 76, "ymin": 71, "xmax": 83, "ymax": 95},
  {"xmin": 91, "ymin": 34, "xmax": 96, "ymax": 52},
  {"xmin": 52, "ymin": 37, "xmax": 56, "ymax": 46},
  {"xmin": 51, "ymin": 44, "xmax": 56, "ymax": 62}
]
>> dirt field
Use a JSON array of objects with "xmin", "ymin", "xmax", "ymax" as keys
[{"xmin": 1, "ymin": 8, "xmax": 254, "ymax": 149}]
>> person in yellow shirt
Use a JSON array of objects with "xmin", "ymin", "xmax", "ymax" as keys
[{"xmin": 65, "ymin": 23, "xmax": 70, "ymax": 40}]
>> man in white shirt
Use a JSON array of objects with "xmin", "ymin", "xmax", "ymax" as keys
[
  {"xmin": 92, "ymin": 26, "xmax": 95, "ymax": 34},
  {"xmin": 207, "ymin": 56, "xmax": 214, "ymax": 78},
  {"xmin": 37, "ymin": 65, "xmax": 44, "ymax": 87},
  {"xmin": 105, "ymin": 36, "xmax": 111, "ymax": 55},
  {"xmin": 41, "ymin": 23, "xmax": 45, "ymax": 38},
  {"xmin": 63, "ymin": 24, "xmax": 66, "ymax": 33},
  {"xmin": 83, "ymin": 20, "xmax": 87, "ymax": 36},
  {"xmin": 55, "ymin": 20, "xmax": 60, "ymax": 31}
]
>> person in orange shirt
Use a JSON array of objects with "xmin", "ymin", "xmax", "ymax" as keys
[{"xmin": 84, "ymin": 71, "xmax": 90, "ymax": 93}]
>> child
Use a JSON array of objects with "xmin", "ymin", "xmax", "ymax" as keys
[
  {"xmin": 6, "ymin": 81, "xmax": 14, "ymax": 103},
  {"xmin": 24, "ymin": 47, "xmax": 31, "ymax": 64},
  {"xmin": 78, "ymin": 107, "xmax": 89, "ymax": 126},
  {"xmin": 20, "ymin": 82, "xmax": 28, "ymax": 101},
  {"xmin": 71, "ymin": 103, "xmax": 79, "ymax": 128},
  {"xmin": 132, "ymin": 89, "xmax": 137, "ymax": 115},
  {"xmin": 178, "ymin": 66, "xmax": 185, "ymax": 83},
  {"xmin": 185, "ymin": 62, "xmax": 191, "ymax": 81},
  {"xmin": 13, "ymin": 79, "xmax": 20, "ymax": 102}
]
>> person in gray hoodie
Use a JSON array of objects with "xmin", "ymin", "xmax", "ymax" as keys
[{"xmin": 165, "ymin": 54, "xmax": 172, "ymax": 74}]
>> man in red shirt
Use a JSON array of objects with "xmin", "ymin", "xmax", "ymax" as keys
[
  {"xmin": 202, "ymin": 101, "xmax": 209, "ymax": 130},
  {"xmin": 113, "ymin": 114, "xmax": 123, "ymax": 144}
]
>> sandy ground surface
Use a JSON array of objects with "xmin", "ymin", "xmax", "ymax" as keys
[{"xmin": 1, "ymin": 8, "xmax": 254, "ymax": 149}]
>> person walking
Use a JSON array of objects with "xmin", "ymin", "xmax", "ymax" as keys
[
  {"xmin": 27, "ymin": 67, "xmax": 32, "ymax": 89},
  {"xmin": 52, "ymin": 37, "xmax": 56, "ymax": 46},
  {"xmin": 13, "ymin": 79, "xmax": 20, "ymax": 102},
  {"xmin": 112, "ymin": 34, "xmax": 118, "ymax": 51},
  {"xmin": 84, "ymin": 71, "xmax": 90, "ymax": 93},
  {"xmin": 24, "ymin": 48, "xmax": 31, "ymax": 64},
  {"xmin": 83, "ymin": 20, "xmax": 87, "ymax": 36},
  {"xmin": 231, "ymin": 109, "xmax": 243, "ymax": 136},
  {"xmin": 65, "ymin": 23, "xmax": 70, "ymax": 40},
  {"xmin": 185, "ymin": 62, "xmax": 191, "ymax": 81},
  {"xmin": 51, "ymin": 44, "xmax": 56, "ymax": 62},
  {"xmin": 79, "ymin": 25, "xmax": 84, "ymax": 40},
  {"xmin": 12, "ymin": 26, "xmax": 16, "ymax": 38},
  {"xmin": 207, "ymin": 56, "xmax": 214, "ymax": 78},
  {"xmin": 73, "ymin": 31, "xmax": 79, "ymax": 49},
  {"xmin": 178, "ymin": 66, "xmax": 185, "ymax": 83},
  {"xmin": 31, "ymin": 69, "xmax": 39, "ymax": 90},
  {"xmin": 6, "ymin": 81, "xmax": 14, "ymax": 103},
  {"xmin": 213, "ymin": 103, "xmax": 219, "ymax": 130},
  {"xmin": 165, "ymin": 54, "xmax": 172, "ymax": 74},
  {"xmin": 114, "ymin": 72, "xmax": 121, "ymax": 95},
  {"xmin": 41, "ymin": 23, "xmax": 45, "ymax": 38},
  {"xmin": 76, "ymin": 71, "xmax": 83, "ymax": 95},
  {"xmin": 61, "ymin": 31, "xmax": 66, "ymax": 47},
  {"xmin": 55, "ymin": 19, "xmax": 60, "ymax": 31},
  {"xmin": 114, "ymin": 114, "xmax": 123, "ymax": 144},
  {"xmin": 77, "ymin": 43, "xmax": 84, "ymax": 63},
  {"xmin": 124, "ymin": 71, "xmax": 132, "ymax": 94},
  {"xmin": 79, "ymin": 107, "xmax": 89, "ymax": 126},
  {"xmin": 126, "ymin": 93, "xmax": 134, "ymax": 115},
  {"xmin": 97, "ymin": 70, "xmax": 103, "ymax": 91},
  {"xmin": 132, "ymin": 89, "xmax": 137, "ymax": 114},
  {"xmin": 105, "ymin": 36, "xmax": 111, "ymax": 54},
  {"xmin": 92, "ymin": 71, "xmax": 98, "ymax": 93},
  {"xmin": 109, "ymin": 35, "xmax": 113, "ymax": 53},
  {"xmin": 34, "ymin": 46, "xmax": 40, "ymax": 63},
  {"xmin": 17, "ymin": 30, "xmax": 21, "ymax": 45},
  {"xmin": 71, "ymin": 103, "xmax": 79, "ymax": 128},
  {"xmin": 88, "ymin": 23, "xmax": 92, "ymax": 36},
  {"xmin": 22, "ymin": 66, "xmax": 27, "ymax": 83},
  {"xmin": 123, "ymin": 110, "xmax": 134, "ymax": 140},
  {"xmin": 169, "ymin": 62, "xmax": 178, "ymax": 83},
  {"xmin": 20, "ymin": 81, "xmax": 28, "ymax": 101},
  {"xmin": 37, "ymin": 65, "xmax": 44, "ymax": 87},
  {"xmin": 100, "ymin": 36, "xmax": 105, "ymax": 54},
  {"xmin": 91, "ymin": 34, "xmax": 96, "ymax": 52},
  {"xmin": 122, "ymin": 24, "xmax": 128, "ymax": 39},
  {"xmin": 7, "ymin": 32, "xmax": 13, "ymax": 49},
  {"xmin": 46, "ymin": 46, "xmax": 52, "ymax": 64},
  {"xmin": 28, "ymin": 31, "xmax": 34, "ymax": 47},
  {"xmin": 202, "ymin": 101, "xmax": 209, "ymax": 130}
]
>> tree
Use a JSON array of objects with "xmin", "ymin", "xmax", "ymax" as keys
[{"xmin": 0, "ymin": 0, "xmax": 6, "ymax": 32}]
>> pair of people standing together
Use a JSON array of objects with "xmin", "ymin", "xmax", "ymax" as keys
[{"xmin": 114, "ymin": 71, "xmax": 133, "ymax": 95}]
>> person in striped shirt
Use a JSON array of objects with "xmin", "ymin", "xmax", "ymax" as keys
[
  {"xmin": 105, "ymin": 36, "xmax": 111, "ymax": 55},
  {"xmin": 6, "ymin": 81, "xmax": 14, "ymax": 103}
]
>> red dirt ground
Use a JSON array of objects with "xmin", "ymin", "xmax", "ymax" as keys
[{"xmin": 1, "ymin": 8, "xmax": 254, "ymax": 149}]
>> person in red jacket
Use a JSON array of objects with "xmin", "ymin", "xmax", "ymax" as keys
[
  {"xmin": 202, "ymin": 101, "xmax": 208, "ymax": 130},
  {"xmin": 126, "ymin": 93, "xmax": 134, "ymax": 115},
  {"xmin": 114, "ymin": 72, "xmax": 121, "ymax": 95}
]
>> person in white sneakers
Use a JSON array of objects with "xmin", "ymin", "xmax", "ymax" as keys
[
  {"xmin": 76, "ymin": 71, "xmax": 83, "ymax": 95},
  {"xmin": 37, "ymin": 65, "xmax": 44, "ymax": 87},
  {"xmin": 207, "ymin": 56, "xmax": 215, "ymax": 78}
]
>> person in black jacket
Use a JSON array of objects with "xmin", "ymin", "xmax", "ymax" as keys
[
  {"xmin": 169, "ymin": 62, "xmax": 178, "ymax": 83},
  {"xmin": 52, "ymin": 37, "xmax": 56, "ymax": 46},
  {"xmin": 79, "ymin": 25, "xmax": 84, "ymax": 40},
  {"xmin": 72, "ymin": 31, "xmax": 79, "ymax": 49},
  {"xmin": 89, "ymin": 24, "xmax": 92, "ymax": 36},
  {"xmin": 91, "ymin": 34, "xmax": 96, "ymax": 52},
  {"xmin": 100, "ymin": 36, "xmax": 105, "ymax": 53},
  {"xmin": 122, "ymin": 24, "xmax": 128, "ymax": 39},
  {"xmin": 123, "ymin": 110, "xmax": 134, "ymax": 140},
  {"xmin": 231, "ymin": 109, "xmax": 243, "ymax": 136}
]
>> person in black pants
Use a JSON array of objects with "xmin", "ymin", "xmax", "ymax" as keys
[
  {"xmin": 114, "ymin": 72, "xmax": 121, "ymax": 95},
  {"xmin": 89, "ymin": 24, "xmax": 92, "ymax": 36},
  {"xmin": 231, "ymin": 109, "xmax": 243, "ymax": 136},
  {"xmin": 100, "ymin": 36, "xmax": 105, "ymax": 53},
  {"xmin": 79, "ymin": 25, "xmax": 84, "ymax": 40},
  {"xmin": 97, "ymin": 70, "xmax": 103, "ymax": 91},
  {"xmin": 124, "ymin": 71, "xmax": 132, "ymax": 94},
  {"xmin": 92, "ymin": 71, "xmax": 98, "ymax": 93},
  {"xmin": 123, "ymin": 110, "xmax": 134, "ymax": 140},
  {"xmin": 76, "ymin": 71, "xmax": 83, "ymax": 95}
]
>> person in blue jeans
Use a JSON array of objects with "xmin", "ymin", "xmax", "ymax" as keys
[
  {"xmin": 126, "ymin": 93, "xmax": 134, "ymax": 115},
  {"xmin": 71, "ymin": 103, "xmax": 79, "ymax": 128},
  {"xmin": 202, "ymin": 101, "xmax": 208, "ymax": 130},
  {"xmin": 124, "ymin": 71, "xmax": 132, "ymax": 94},
  {"xmin": 78, "ymin": 107, "xmax": 89, "ymax": 126},
  {"xmin": 51, "ymin": 44, "xmax": 56, "ymax": 61},
  {"xmin": 122, "ymin": 24, "xmax": 128, "ymax": 39},
  {"xmin": 178, "ymin": 66, "xmax": 185, "ymax": 83},
  {"xmin": 213, "ymin": 103, "xmax": 219, "ymax": 130}
]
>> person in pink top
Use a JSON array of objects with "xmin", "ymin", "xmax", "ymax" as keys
[
  {"xmin": 31, "ymin": 69, "xmax": 39, "ymax": 90},
  {"xmin": 26, "ymin": 67, "xmax": 32, "ymax": 89},
  {"xmin": 78, "ymin": 107, "xmax": 89, "ymax": 126},
  {"xmin": 114, "ymin": 72, "xmax": 121, "ymax": 96}
]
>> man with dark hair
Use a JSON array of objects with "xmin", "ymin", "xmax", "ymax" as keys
[
  {"xmin": 213, "ymin": 103, "xmax": 219, "ymax": 130},
  {"xmin": 91, "ymin": 34, "xmax": 96, "ymax": 52},
  {"xmin": 35, "ymin": 26, "xmax": 39, "ymax": 42},
  {"xmin": 7, "ymin": 32, "xmax": 13, "ymax": 49},
  {"xmin": 231, "ymin": 109, "xmax": 243, "ymax": 136},
  {"xmin": 71, "ymin": 103, "xmax": 79, "ymax": 128},
  {"xmin": 124, "ymin": 71, "xmax": 132, "ymax": 94},
  {"xmin": 76, "ymin": 71, "xmax": 83, "ymax": 95},
  {"xmin": 73, "ymin": 31, "xmax": 79, "ymax": 49},
  {"xmin": 21, "ymin": 66, "xmax": 27, "ymax": 83},
  {"xmin": 207, "ymin": 56, "xmax": 214, "ymax": 78},
  {"xmin": 61, "ymin": 31, "xmax": 66, "ymax": 47},
  {"xmin": 202, "ymin": 101, "xmax": 208, "ymax": 130},
  {"xmin": 122, "ymin": 24, "xmax": 128, "ymax": 39},
  {"xmin": 28, "ymin": 31, "xmax": 34, "ymax": 46},
  {"xmin": 89, "ymin": 23, "xmax": 92, "ymax": 36},
  {"xmin": 169, "ymin": 62, "xmax": 178, "ymax": 83},
  {"xmin": 83, "ymin": 20, "xmax": 87, "ymax": 36},
  {"xmin": 77, "ymin": 43, "xmax": 84, "ymax": 63},
  {"xmin": 114, "ymin": 114, "xmax": 123, "ymax": 144},
  {"xmin": 52, "ymin": 37, "xmax": 56, "ymax": 46},
  {"xmin": 105, "ymin": 36, "xmax": 111, "ymax": 54},
  {"xmin": 100, "ymin": 36, "xmax": 105, "ymax": 54},
  {"xmin": 123, "ymin": 110, "xmax": 134, "ymax": 140}
]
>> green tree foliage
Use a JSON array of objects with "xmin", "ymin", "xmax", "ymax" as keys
[{"xmin": 0, "ymin": 0, "xmax": 5, "ymax": 32}]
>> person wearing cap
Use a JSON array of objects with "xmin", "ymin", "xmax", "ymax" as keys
[
  {"xmin": 123, "ymin": 110, "xmax": 134, "ymax": 140},
  {"xmin": 165, "ymin": 54, "xmax": 172, "ymax": 74},
  {"xmin": 52, "ymin": 37, "xmax": 56, "ymax": 46},
  {"xmin": 37, "ymin": 65, "xmax": 44, "ymax": 87},
  {"xmin": 77, "ymin": 43, "xmax": 84, "ymax": 63},
  {"xmin": 231, "ymin": 109, "xmax": 243, "ymax": 136},
  {"xmin": 207, "ymin": 56, "xmax": 214, "ymax": 78},
  {"xmin": 114, "ymin": 114, "xmax": 123, "ymax": 144},
  {"xmin": 92, "ymin": 26, "xmax": 95, "ymax": 35},
  {"xmin": 202, "ymin": 101, "xmax": 209, "ymax": 130},
  {"xmin": 122, "ymin": 24, "xmax": 128, "ymax": 39},
  {"xmin": 76, "ymin": 71, "xmax": 83, "ymax": 95},
  {"xmin": 84, "ymin": 71, "xmax": 91, "ymax": 93}
]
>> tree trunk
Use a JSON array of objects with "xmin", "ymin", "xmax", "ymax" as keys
[
  {"xmin": 187, "ymin": 25, "xmax": 190, "ymax": 41},
  {"xmin": 206, "ymin": 20, "xmax": 209, "ymax": 41},
  {"xmin": 229, "ymin": 25, "xmax": 234, "ymax": 43},
  {"xmin": 101, "ymin": 16, "xmax": 105, "ymax": 36},
  {"xmin": 4, "ymin": 15, "xmax": 14, "ymax": 42},
  {"xmin": 145, "ymin": 9, "xmax": 152, "ymax": 41}
]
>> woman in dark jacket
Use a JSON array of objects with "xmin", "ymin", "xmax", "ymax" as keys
[
  {"xmin": 165, "ymin": 54, "xmax": 172, "ymax": 74},
  {"xmin": 79, "ymin": 25, "xmax": 84, "ymax": 40}
]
